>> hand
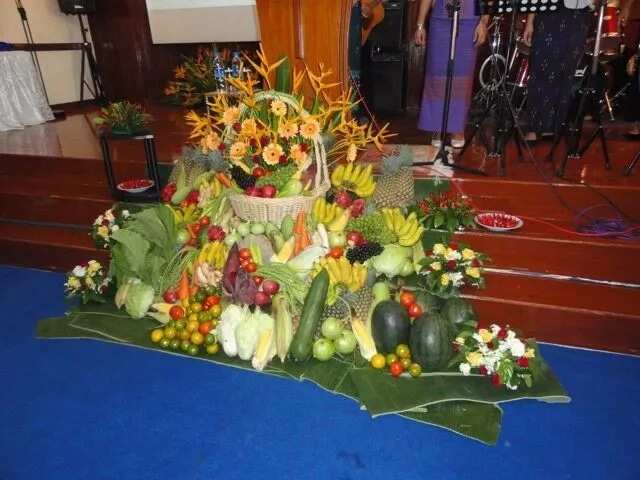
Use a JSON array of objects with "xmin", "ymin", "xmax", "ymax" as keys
[
  {"xmin": 628, "ymin": 56, "xmax": 638, "ymax": 77},
  {"xmin": 415, "ymin": 27, "xmax": 426, "ymax": 46},
  {"xmin": 523, "ymin": 21, "xmax": 534, "ymax": 47},
  {"xmin": 473, "ymin": 21, "xmax": 488, "ymax": 46}
]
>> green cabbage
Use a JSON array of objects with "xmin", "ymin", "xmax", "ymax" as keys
[
  {"xmin": 371, "ymin": 244, "xmax": 413, "ymax": 278},
  {"xmin": 124, "ymin": 281, "xmax": 155, "ymax": 318}
]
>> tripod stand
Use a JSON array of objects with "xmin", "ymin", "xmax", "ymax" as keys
[
  {"xmin": 459, "ymin": 4, "xmax": 528, "ymax": 176},
  {"xmin": 77, "ymin": 14, "xmax": 105, "ymax": 102},
  {"xmin": 14, "ymin": 0, "xmax": 48, "ymax": 104},
  {"xmin": 414, "ymin": 0, "xmax": 483, "ymax": 175},
  {"xmin": 548, "ymin": 3, "xmax": 612, "ymax": 178}
]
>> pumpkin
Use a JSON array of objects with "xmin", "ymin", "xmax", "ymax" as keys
[
  {"xmin": 442, "ymin": 297, "xmax": 477, "ymax": 334},
  {"xmin": 409, "ymin": 312, "xmax": 452, "ymax": 371},
  {"xmin": 372, "ymin": 300, "xmax": 410, "ymax": 354}
]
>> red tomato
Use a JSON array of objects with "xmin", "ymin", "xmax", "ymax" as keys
[
  {"xmin": 389, "ymin": 361, "xmax": 404, "ymax": 378},
  {"xmin": 199, "ymin": 216, "xmax": 210, "ymax": 226},
  {"xmin": 408, "ymin": 303, "xmax": 423, "ymax": 318},
  {"xmin": 198, "ymin": 322, "xmax": 212, "ymax": 335},
  {"xmin": 328, "ymin": 247, "xmax": 344, "ymax": 259},
  {"xmin": 163, "ymin": 289, "xmax": 178, "ymax": 304},
  {"xmin": 399, "ymin": 291, "xmax": 416, "ymax": 308},
  {"xmin": 192, "ymin": 223, "xmax": 202, "ymax": 234},
  {"xmin": 245, "ymin": 262, "xmax": 257, "ymax": 273},
  {"xmin": 253, "ymin": 275, "xmax": 264, "ymax": 287},
  {"xmin": 169, "ymin": 305, "xmax": 185, "ymax": 320},
  {"xmin": 240, "ymin": 259, "xmax": 250, "ymax": 269},
  {"xmin": 238, "ymin": 248, "xmax": 252, "ymax": 260},
  {"xmin": 205, "ymin": 295, "xmax": 220, "ymax": 306},
  {"xmin": 252, "ymin": 166, "xmax": 266, "ymax": 178}
]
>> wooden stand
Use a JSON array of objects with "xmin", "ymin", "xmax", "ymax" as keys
[{"xmin": 99, "ymin": 131, "xmax": 161, "ymax": 202}]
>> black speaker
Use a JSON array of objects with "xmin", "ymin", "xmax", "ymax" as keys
[
  {"xmin": 368, "ymin": 52, "xmax": 405, "ymax": 113},
  {"xmin": 58, "ymin": 0, "xmax": 96, "ymax": 14},
  {"xmin": 367, "ymin": 0, "xmax": 406, "ymax": 51}
]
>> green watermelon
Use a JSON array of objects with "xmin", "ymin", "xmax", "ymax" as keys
[
  {"xmin": 414, "ymin": 291, "xmax": 443, "ymax": 315},
  {"xmin": 409, "ymin": 312, "xmax": 452, "ymax": 371},
  {"xmin": 442, "ymin": 297, "xmax": 477, "ymax": 333},
  {"xmin": 372, "ymin": 300, "xmax": 410, "ymax": 354}
]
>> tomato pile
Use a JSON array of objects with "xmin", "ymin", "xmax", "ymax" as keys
[{"xmin": 118, "ymin": 178, "xmax": 153, "ymax": 190}]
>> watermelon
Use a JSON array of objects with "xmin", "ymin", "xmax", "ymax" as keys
[
  {"xmin": 414, "ymin": 291, "xmax": 443, "ymax": 315},
  {"xmin": 372, "ymin": 300, "xmax": 410, "ymax": 354},
  {"xmin": 442, "ymin": 297, "xmax": 477, "ymax": 333},
  {"xmin": 410, "ymin": 312, "xmax": 452, "ymax": 371}
]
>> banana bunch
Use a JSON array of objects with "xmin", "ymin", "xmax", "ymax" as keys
[
  {"xmin": 169, "ymin": 203, "xmax": 198, "ymax": 225},
  {"xmin": 381, "ymin": 208, "xmax": 425, "ymax": 247},
  {"xmin": 198, "ymin": 241, "xmax": 228, "ymax": 269},
  {"xmin": 312, "ymin": 198, "xmax": 344, "ymax": 225},
  {"xmin": 197, "ymin": 176, "xmax": 223, "ymax": 207},
  {"xmin": 315, "ymin": 257, "xmax": 367, "ymax": 294},
  {"xmin": 330, "ymin": 162, "xmax": 376, "ymax": 198}
]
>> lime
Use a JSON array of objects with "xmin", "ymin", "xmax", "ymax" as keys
[
  {"xmin": 409, "ymin": 363, "xmax": 422, "ymax": 378},
  {"xmin": 385, "ymin": 353, "xmax": 398, "ymax": 366},
  {"xmin": 190, "ymin": 332, "xmax": 204, "ymax": 346}
]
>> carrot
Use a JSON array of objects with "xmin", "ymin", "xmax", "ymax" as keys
[
  {"xmin": 293, "ymin": 211, "xmax": 306, "ymax": 236},
  {"xmin": 189, "ymin": 285, "xmax": 199, "ymax": 297},
  {"xmin": 178, "ymin": 271, "xmax": 190, "ymax": 301},
  {"xmin": 216, "ymin": 172, "xmax": 232, "ymax": 188}
]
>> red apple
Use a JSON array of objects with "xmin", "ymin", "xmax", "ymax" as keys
[
  {"xmin": 347, "ymin": 231, "xmax": 365, "ymax": 246},
  {"xmin": 207, "ymin": 225, "xmax": 226, "ymax": 242},
  {"xmin": 261, "ymin": 185, "xmax": 277, "ymax": 198},
  {"xmin": 335, "ymin": 190, "xmax": 353, "ymax": 208},
  {"xmin": 350, "ymin": 199, "xmax": 365, "ymax": 218},
  {"xmin": 252, "ymin": 166, "xmax": 266, "ymax": 178}
]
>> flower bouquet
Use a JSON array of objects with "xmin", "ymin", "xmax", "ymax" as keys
[
  {"xmin": 184, "ymin": 47, "xmax": 391, "ymax": 224},
  {"xmin": 93, "ymin": 101, "xmax": 152, "ymax": 136},
  {"xmin": 452, "ymin": 324, "xmax": 540, "ymax": 390},
  {"xmin": 64, "ymin": 260, "xmax": 112, "ymax": 304},
  {"xmin": 417, "ymin": 190, "xmax": 474, "ymax": 232},
  {"xmin": 418, "ymin": 242, "xmax": 487, "ymax": 297},
  {"xmin": 91, "ymin": 207, "xmax": 131, "ymax": 249},
  {"xmin": 164, "ymin": 47, "xmax": 223, "ymax": 107}
]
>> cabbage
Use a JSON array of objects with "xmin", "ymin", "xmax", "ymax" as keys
[
  {"xmin": 124, "ymin": 281, "xmax": 155, "ymax": 318},
  {"xmin": 235, "ymin": 308, "xmax": 275, "ymax": 361},
  {"xmin": 218, "ymin": 304, "xmax": 248, "ymax": 357},
  {"xmin": 371, "ymin": 244, "xmax": 413, "ymax": 278}
]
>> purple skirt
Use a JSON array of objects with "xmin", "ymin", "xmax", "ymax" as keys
[{"xmin": 418, "ymin": 18, "xmax": 478, "ymax": 134}]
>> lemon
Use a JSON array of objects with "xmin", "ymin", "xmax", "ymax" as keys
[
  {"xmin": 190, "ymin": 332, "xmax": 204, "ymax": 346},
  {"xmin": 371, "ymin": 353, "xmax": 386, "ymax": 369}
]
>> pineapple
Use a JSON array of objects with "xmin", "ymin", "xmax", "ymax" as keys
[
  {"xmin": 371, "ymin": 145, "xmax": 415, "ymax": 209},
  {"xmin": 322, "ymin": 298, "xmax": 350, "ymax": 320},
  {"xmin": 168, "ymin": 146, "xmax": 211, "ymax": 187},
  {"xmin": 349, "ymin": 287, "xmax": 373, "ymax": 321}
]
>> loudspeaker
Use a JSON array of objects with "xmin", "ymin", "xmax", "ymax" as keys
[
  {"xmin": 368, "ymin": 52, "xmax": 405, "ymax": 113},
  {"xmin": 58, "ymin": 0, "xmax": 96, "ymax": 14},
  {"xmin": 367, "ymin": 0, "xmax": 406, "ymax": 51}
]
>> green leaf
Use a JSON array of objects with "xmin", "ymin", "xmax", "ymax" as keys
[
  {"xmin": 110, "ymin": 229, "xmax": 150, "ymax": 278},
  {"xmin": 434, "ymin": 212, "xmax": 445, "ymax": 229},
  {"xmin": 446, "ymin": 216, "xmax": 458, "ymax": 232}
]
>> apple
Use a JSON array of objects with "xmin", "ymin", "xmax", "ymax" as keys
[
  {"xmin": 350, "ymin": 199, "xmax": 365, "ymax": 218},
  {"xmin": 207, "ymin": 225, "xmax": 226, "ymax": 242},
  {"xmin": 328, "ymin": 231, "xmax": 347, "ymax": 248},
  {"xmin": 261, "ymin": 279, "xmax": 280, "ymax": 295},
  {"xmin": 254, "ymin": 291, "xmax": 271, "ymax": 306},
  {"xmin": 163, "ymin": 289, "xmax": 178, "ymax": 304},
  {"xmin": 245, "ymin": 186, "xmax": 260, "ymax": 197},
  {"xmin": 335, "ymin": 190, "xmax": 353, "ymax": 208},
  {"xmin": 313, "ymin": 338, "xmax": 335, "ymax": 361},
  {"xmin": 347, "ymin": 231, "xmax": 365, "ymax": 247},
  {"xmin": 261, "ymin": 185, "xmax": 277, "ymax": 198},
  {"xmin": 252, "ymin": 166, "xmax": 266, "ymax": 178},
  {"xmin": 320, "ymin": 317, "xmax": 344, "ymax": 340},
  {"xmin": 334, "ymin": 330, "xmax": 357, "ymax": 354}
]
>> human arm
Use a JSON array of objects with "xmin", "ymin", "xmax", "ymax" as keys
[
  {"xmin": 473, "ymin": 14, "xmax": 490, "ymax": 45},
  {"xmin": 414, "ymin": 0, "xmax": 434, "ymax": 45},
  {"xmin": 523, "ymin": 13, "xmax": 535, "ymax": 46}
]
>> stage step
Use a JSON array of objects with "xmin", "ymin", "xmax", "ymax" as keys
[
  {"xmin": 0, "ymin": 221, "xmax": 108, "ymax": 272},
  {"xmin": 455, "ymin": 227, "xmax": 640, "ymax": 284},
  {"xmin": 464, "ymin": 271, "xmax": 640, "ymax": 355}
]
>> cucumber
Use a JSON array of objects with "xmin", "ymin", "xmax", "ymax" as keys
[{"xmin": 289, "ymin": 269, "xmax": 329, "ymax": 361}]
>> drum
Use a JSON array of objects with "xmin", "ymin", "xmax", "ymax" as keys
[
  {"xmin": 598, "ymin": 5, "xmax": 624, "ymax": 59},
  {"xmin": 507, "ymin": 38, "xmax": 531, "ymax": 88}
]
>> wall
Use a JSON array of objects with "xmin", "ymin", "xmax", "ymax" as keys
[{"xmin": 0, "ymin": 0, "xmax": 95, "ymax": 105}]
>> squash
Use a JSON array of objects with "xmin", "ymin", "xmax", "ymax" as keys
[
  {"xmin": 442, "ymin": 297, "xmax": 477, "ymax": 333},
  {"xmin": 409, "ymin": 312, "xmax": 452, "ymax": 371},
  {"xmin": 372, "ymin": 300, "xmax": 410, "ymax": 353}
]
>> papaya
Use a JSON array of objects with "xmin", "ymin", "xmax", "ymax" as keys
[
  {"xmin": 372, "ymin": 300, "xmax": 410, "ymax": 354},
  {"xmin": 410, "ymin": 312, "xmax": 453, "ymax": 371}
]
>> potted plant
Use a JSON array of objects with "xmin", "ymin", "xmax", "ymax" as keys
[{"xmin": 93, "ymin": 101, "xmax": 153, "ymax": 136}]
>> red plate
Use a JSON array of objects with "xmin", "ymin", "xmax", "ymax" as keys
[
  {"xmin": 475, "ymin": 212, "xmax": 523, "ymax": 232},
  {"xmin": 117, "ymin": 178, "xmax": 154, "ymax": 194}
]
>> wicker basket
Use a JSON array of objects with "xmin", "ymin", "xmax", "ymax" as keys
[{"xmin": 227, "ymin": 91, "xmax": 331, "ymax": 225}]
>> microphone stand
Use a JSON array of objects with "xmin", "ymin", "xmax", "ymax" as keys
[
  {"xmin": 14, "ymin": 0, "xmax": 49, "ymax": 104},
  {"xmin": 414, "ymin": 0, "xmax": 484, "ymax": 175}
]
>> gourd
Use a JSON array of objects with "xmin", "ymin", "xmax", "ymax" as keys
[
  {"xmin": 289, "ymin": 269, "xmax": 329, "ymax": 361},
  {"xmin": 410, "ymin": 312, "xmax": 452, "ymax": 371},
  {"xmin": 371, "ymin": 300, "xmax": 410, "ymax": 353}
]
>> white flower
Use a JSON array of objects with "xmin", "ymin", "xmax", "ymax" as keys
[
  {"xmin": 490, "ymin": 324, "xmax": 501, "ymax": 336},
  {"xmin": 450, "ymin": 272, "xmax": 464, "ymax": 287},
  {"xmin": 105, "ymin": 209, "xmax": 115, "ymax": 222},
  {"xmin": 445, "ymin": 248, "xmax": 462, "ymax": 261},
  {"xmin": 459, "ymin": 363, "xmax": 471, "ymax": 375},
  {"xmin": 509, "ymin": 338, "xmax": 526, "ymax": 358},
  {"xmin": 111, "ymin": 225, "xmax": 119, "ymax": 232},
  {"xmin": 72, "ymin": 266, "xmax": 87, "ymax": 278},
  {"xmin": 507, "ymin": 330, "xmax": 516, "ymax": 340},
  {"xmin": 121, "ymin": 210, "xmax": 130, "ymax": 218},
  {"xmin": 93, "ymin": 215, "xmax": 104, "ymax": 226}
]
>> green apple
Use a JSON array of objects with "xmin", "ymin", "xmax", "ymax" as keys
[
  {"xmin": 328, "ymin": 231, "xmax": 346, "ymax": 248},
  {"xmin": 334, "ymin": 330, "xmax": 357, "ymax": 354},
  {"xmin": 313, "ymin": 338, "xmax": 335, "ymax": 361}
]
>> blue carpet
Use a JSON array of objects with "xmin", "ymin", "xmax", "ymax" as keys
[{"xmin": 1, "ymin": 265, "xmax": 638, "ymax": 480}]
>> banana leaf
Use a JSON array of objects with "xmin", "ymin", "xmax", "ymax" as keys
[{"xmin": 36, "ymin": 303, "xmax": 569, "ymax": 445}]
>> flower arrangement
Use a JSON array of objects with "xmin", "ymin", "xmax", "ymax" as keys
[
  {"xmin": 184, "ymin": 48, "xmax": 392, "ymax": 201},
  {"xmin": 93, "ymin": 101, "xmax": 153, "ymax": 135},
  {"xmin": 417, "ymin": 190, "xmax": 474, "ymax": 232},
  {"xmin": 91, "ymin": 208, "xmax": 131, "ymax": 249},
  {"xmin": 418, "ymin": 242, "xmax": 487, "ymax": 297},
  {"xmin": 164, "ymin": 47, "xmax": 221, "ymax": 107},
  {"xmin": 452, "ymin": 324, "xmax": 539, "ymax": 390},
  {"xmin": 64, "ymin": 260, "xmax": 112, "ymax": 304}
]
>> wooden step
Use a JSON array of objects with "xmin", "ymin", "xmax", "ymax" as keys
[
  {"xmin": 463, "ymin": 271, "xmax": 640, "ymax": 354},
  {"xmin": 455, "ymin": 225, "xmax": 640, "ymax": 284},
  {"xmin": 0, "ymin": 221, "xmax": 108, "ymax": 271}
]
